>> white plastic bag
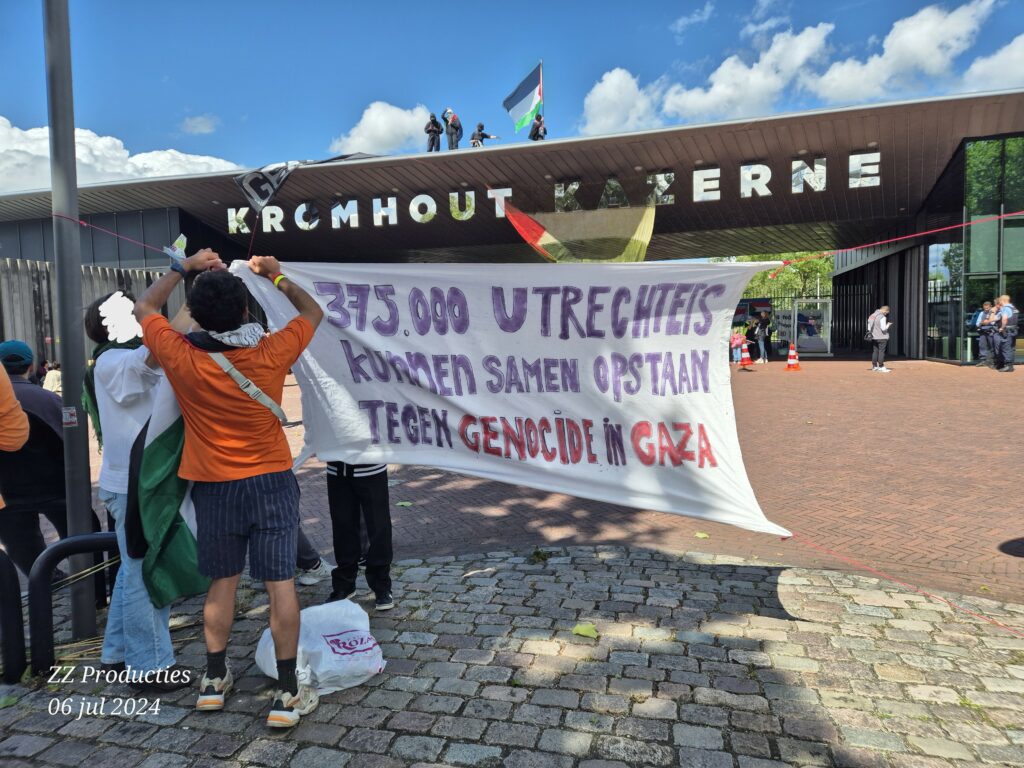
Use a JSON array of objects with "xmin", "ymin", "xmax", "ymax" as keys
[{"xmin": 255, "ymin": 600, "xmax": 385, "ymax": 694}]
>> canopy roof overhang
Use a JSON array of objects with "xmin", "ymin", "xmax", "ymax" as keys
[{"xmin": 1, "ymin": 90, "xmax": 1022, "ymax": 262}]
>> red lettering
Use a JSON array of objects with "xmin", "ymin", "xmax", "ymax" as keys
[
  {"xmin": 525, "ymin": 419, "xmax": 540, "ymax": 458},
  {"xmin": 501, "ymin": 417, "xmax": 526, "ymax": 460},
  {"xmin": 631, "ymin": 421, "xmax": 656, "ymax": 466},
  {"xmin": 538, "ymin": 418, "xmax": 557, "ymax": 462},
  {"xmin": 567, "ymin": 420, "xmax": 583, "ymax": 464},
  {"xmin": 459, "ymin": 414, "xmax": 479, "ymax": 452},
  {"xmin": 657, "ymin": 422, "xmax": 680, "ymax": 466},
  {"xmin": 480, "ymin": 416, "xmax": 501, "ymax": 457},
  {"xmin": 555, "ymin": 418, "xmax": 569, "ymax": 465},
  {"xmin": 672, "ymin": 422, "xmax": 695, "ymax": 462},
  {"xmin": 581, "ymin": 419, "xmax": 598, "ymax": 464},
  {"xmin": 697, "ymin": 424, "xmax": 717, "ymax": 467}
]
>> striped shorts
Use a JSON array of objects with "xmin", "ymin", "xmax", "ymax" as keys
[{"xmin": 191, "ymin": 469, "xmax": 300, "ymax": 581}]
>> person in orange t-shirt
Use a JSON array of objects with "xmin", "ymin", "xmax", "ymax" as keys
[{"xmin": 133, "ymin": 249, "xmax": 323, "ymax": 729}]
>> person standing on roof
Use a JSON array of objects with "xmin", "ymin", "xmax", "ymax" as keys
[
  {"xmin": 442, "ymin": 108, "xmax": 463, "ymax": 150},
  {"xmin": 424, "ymin": 113, "xmax": 442, "ymax": 152},
  {"xmin": 528, "ymin": 113, "xmax": 547, "ymax": 141}
]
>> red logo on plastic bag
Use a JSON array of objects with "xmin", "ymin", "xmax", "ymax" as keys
[{"xmin": 323, "ymin": 630, "xmax": 379, "ymax": 657}]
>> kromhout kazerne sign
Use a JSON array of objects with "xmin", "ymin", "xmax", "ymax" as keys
[
  {"xmin": 233, "ymin": 260, "xmax": 791, "ymax": 537},
  {"xmin": 226, "ymin": 151, "xmax": 881, "ymax": 234}
]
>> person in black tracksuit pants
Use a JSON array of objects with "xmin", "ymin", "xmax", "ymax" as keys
[
  {"xmin": 424, "ymin": 114, "xmax": 442, "ymax": 152},
  {"xmin": 325, "ymin": 462, "xmax": 394, "ymax": 609}
]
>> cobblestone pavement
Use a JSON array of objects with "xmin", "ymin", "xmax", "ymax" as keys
[{"xmin": 3, "ymin": 546, "xmax": 1024, "ymax": 767}]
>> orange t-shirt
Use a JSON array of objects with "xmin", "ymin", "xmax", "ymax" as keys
[
  {"xmin": 0, "ymin": 367, "xmax": 30, "ymax": 509},
  {"xmin": 142, "ymin": 314, "xmax": 314, "ymax": 482}
]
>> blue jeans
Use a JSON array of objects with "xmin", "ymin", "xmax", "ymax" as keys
[
  {"xmin": 732, "ymin": 347, "xmax": 741, "ymax": 363},
  {"xmin": 757, "ymin": 338, "xmax": 767, "ymax": 360},
  {"xmin": 99, "ymin": 490, "xmax": 174, "ymax": 672}
]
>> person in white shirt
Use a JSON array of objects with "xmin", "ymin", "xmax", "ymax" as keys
[
  {"xmin": 83, "ymin": 291, "xmax": 190, "ymax": 687},
  {"xmin": 42, "ymin": 363, "xmax": 62, "ymax": 394},
  {"xmin": 867, "ymin": 305, "xmax": 893, "ymax": 373}
]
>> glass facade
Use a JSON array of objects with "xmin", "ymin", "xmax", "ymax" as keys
[{"xmin": 928, "ymin": 135, "xmax": 1024, "ymax": 362}]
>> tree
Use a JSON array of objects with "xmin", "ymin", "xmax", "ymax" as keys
[{"xmin": 710, "ymin": 253, "xmax": 834, "ymax": 298}]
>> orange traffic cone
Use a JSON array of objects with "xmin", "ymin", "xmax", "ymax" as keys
[
  {"xmin": 784, "ymin": 343, "xmax": 801, "ymax": 371},
  {"xmin": 739, "ymin": 345, "xmax": 754, "ymax": 371}
]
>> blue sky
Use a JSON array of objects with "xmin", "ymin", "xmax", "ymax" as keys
[{"xmin": 0, "ymin": 0, "xmax": 1022, "ymax": 192}]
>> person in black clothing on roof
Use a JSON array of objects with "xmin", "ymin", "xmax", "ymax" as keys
[
  {"xmin": 442, "ymin": 108, "xmax": 463, "ymax": 150},
  {"xmin": 470, "ymin": 123, "xmax": 499, "ymax": 147},
  {"xmin": 424, "ymin": 113, "xmax": 442, "ymax": 152},
  {"xmin": 528, "ymin": 113, "xmax": 547, "ymax": 141}
]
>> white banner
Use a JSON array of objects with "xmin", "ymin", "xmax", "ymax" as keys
[{"xmin": 234, "ymin": 261, "xmax": 789, "ymax": 537}]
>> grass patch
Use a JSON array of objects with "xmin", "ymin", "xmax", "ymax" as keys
[
  {"xmin": 0, "ymin": 696, "xmax": 18, "ymax": 709},
  {"xmin": 1008, "ymin": 650, "xmax": 1024, "ymax": 665},
  {"xmin": 529, "ymin": 549, "xmax": 553, "ymax": 565}
]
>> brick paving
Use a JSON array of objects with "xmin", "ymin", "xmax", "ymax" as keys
[{"xmin": 2, "ymin": 547, "xmax": 1024, "ymax": 767}]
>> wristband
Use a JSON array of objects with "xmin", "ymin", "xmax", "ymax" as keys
[
  {"xmin": 273, "ymin": 273, "xmax": 287, "ymax": 288},
  {"xmin": 169, "ymin": 260, "xmax": 187, "ymax": 278}
]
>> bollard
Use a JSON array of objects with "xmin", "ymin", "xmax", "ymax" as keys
[{"xmin": 28, "ymin": 533, "xmax": 116, "ymax": 675}]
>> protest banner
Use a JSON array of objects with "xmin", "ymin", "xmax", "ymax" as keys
[{"xmin": 234, "ymin": 261, "xmax": 790, "ymax": 537}]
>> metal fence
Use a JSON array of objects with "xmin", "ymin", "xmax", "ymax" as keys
[{"xmin": 0, "ymin": 258, "xmax": 185, "ymax": 363}]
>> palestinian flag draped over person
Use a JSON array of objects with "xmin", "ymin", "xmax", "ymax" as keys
[
  {"xmin": 128, "ymin": 377, "xmax": 209, "ymax": 608},
  {"xmin": 503, "ymin": 62, "xmax": 543, "ymax": 132}
]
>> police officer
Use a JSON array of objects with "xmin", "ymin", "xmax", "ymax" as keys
[
  {"xmin": 979, "ymin": 299, "xmax": 1003, "ymax": 368},
  {"xmin": 995, "ymin": 293, "xmax": 1018, "ymax": 373},
  {"xmin": 974, "ymin": 300, "xmax": 996, "ymax": 366}
]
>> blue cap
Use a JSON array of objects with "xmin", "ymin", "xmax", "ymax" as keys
[{"xmin": 0, "ymin": 340, "xmax": 34, "ymax": 372}]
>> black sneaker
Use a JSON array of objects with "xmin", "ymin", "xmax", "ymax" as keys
[
  {"xmin": 326, "ymin": 588, "xmax": 356, "ymax": 603},
  {"xmin": 375, "ymin": 592, "xmax": 395, "ymax": 611},
  {"xmin": 998, "ymin": 365, "xmax": 1014, "ymax": 373}
]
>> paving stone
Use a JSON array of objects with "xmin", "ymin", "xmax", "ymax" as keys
[
  {"xmin": 594, "ymin": 735, "xmax": 676, "ymax": 766},
  {"xmin": 462, "ymin": 699, "xmax": 512, "ymax": 720},
  {"xmin": 237, "ymin": 739, "xmax": 297, "ymax": 765},
  {"xmin": 565, "ymin": 710, "xmax": 615, "ymax": 733},
  {"xmin": 36, "ymin": 739, "xmax": 96, "ymax": 766},
  {"xmin": 432, "ymin": 715, "xmax": 489, "ymax": 740},
  {"xmin": 676, "ymin": 747, "xmax": 736, "ymax": 768},
  {"xmin": 136, "ymin": 755, "xmax": 191, "ymax": 768},
  {"xmin": 906, "ymin": 736, "xmax": 974, "ymax": 760},
  {"xmin": 388, "ymin": 710, "xmax": 437, "ymax": 733},
  {"xmin": 484, "ymin": 721, "xmax": 539, "ymax": 747},
  {"xmin": 339, "ymin": 727, "xmax": 396, "ymax": 753},
  {"xmin": 78, "ymin": 746, "xmax": 145, "ymax": 768},
  {"xmin": 502, "ymin": 749, "xmax": 575, "ymax": 768},
  {"xmin": 443, "ymin": 743, "xmax": 503, "ymax": 766},
  {"xmin": 673, "ymin": 723, "xmax": 725, "ymax": 750},
  {"xmin": 391, "ymin": 736, "xmax": 446, "ymax": 762},
  {"xmin": 842, "ymin": 726, "xmax": 909, "ymax": 752},
  {"xmin": 0, "ymin": 735, "xmax": 56, "ymax": 758},
  {"xmin": 291, "ymin": 746, "xmax": 352, "ymax": 768},
  {"xmin": 538, "ymin": 727, "xmax": 594, "ymax": 755},
  {"xmin": 513, "ymin": 703, "xmax": 564, "ymax": 726},
  {"xmin": 631, "ymin": 696, "xmax": 677, "ymax": 719},
  {"xmin": 531, "ymin": 689, "xmax": 580, "ymax": 708}
]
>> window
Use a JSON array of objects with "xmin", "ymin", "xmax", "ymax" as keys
[{"xmin": 964, "ymin": 140, "xmax": 1002, "ymax": 274}]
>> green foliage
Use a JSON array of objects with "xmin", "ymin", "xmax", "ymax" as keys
[{"xmin": 711, "ymin": 253, "xmax": 834, "ymax": 299}]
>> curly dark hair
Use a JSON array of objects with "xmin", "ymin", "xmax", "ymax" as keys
[
  {"xmin": 187, "ymin": 270, "xmax": 248, "ymax": 333},
  {"xmin": 84, "ymin": 290, "xmax": 136, "ymax": 345}
]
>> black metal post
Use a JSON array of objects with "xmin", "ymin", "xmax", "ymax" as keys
[
  {"xmin": 0, "ymin": 550, "xmax": 27, "ymax": 684},
  {"xmin": 28, "ymin": 533, "xmax": 116, "ymax": 675},
  {"xmin": 43, "ymin": 0, "xmax": 95, "ymax": 638}
]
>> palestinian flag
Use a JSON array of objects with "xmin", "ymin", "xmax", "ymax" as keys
[
  {"xmin": 503, "ymin": 63, "xmax": 543, "ymax": 132},
  {"xmin": 504, "ymin": 203, "xmax": 656, "ymax": 263},
  {"xmin": 129, "ymin": 378, "xmax": 209, "ymax": 608}
]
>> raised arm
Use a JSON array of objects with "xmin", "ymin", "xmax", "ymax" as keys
[
  {"xmin": 248, "ymin": 255, "xmax": 324, "ymax": 329},
  {"xmin": 133, "ymin": 248, "xmax": 225, "ymax": 322}
]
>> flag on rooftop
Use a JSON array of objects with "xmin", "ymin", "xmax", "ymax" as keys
[{"xmin": 503, "ymin": 62, "xmax": 543, "ymax": 132}]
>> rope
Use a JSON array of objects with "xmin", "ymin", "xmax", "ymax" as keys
[{"xmin": 768, "ymin": 209, "xmax": 1024, "ymax": 279}]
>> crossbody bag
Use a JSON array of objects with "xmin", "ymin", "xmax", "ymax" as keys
[{"xmin": 207, "ymin": 351, "xmax": 287, "ymax": 423}]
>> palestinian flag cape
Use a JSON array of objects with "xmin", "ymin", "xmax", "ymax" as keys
[
  {"xmin": 503, "ymin": 63, "xmax": 543, "ymax": 132},
  {"xmin": 127, "ymin": 378, "xmax": 208, "ymax": 608},
  {"xmin": 504, "ymin": 203, "xmax": 656, "ymax": 263}
]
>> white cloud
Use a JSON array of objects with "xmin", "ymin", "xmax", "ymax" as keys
[
  {"xmin": 961, "ymin": 33, "xmax": 1024, "ymax": 91},
  {"xmin": 803, "ymin": 0, "xmax": 997, "ymax": 102},
  {"xmin": 579, "ymin": 68, "xmax": 665, "ymax": 136},
  {"xmin": 662, "ymin": 23, "xmax": 834, "ymax": 120},
  {"xmin": 329, "ymin": 101, "xmax": 431, "ymax": 155},
  {"xmin": 0, "ymin": 116, "xmax": 240, "ymax": 194},
  {"xmin": 752, "ymin": 0, "xmax": 781, "ymax": 20},
  {"xmin": 741, "ymin": 16, "xmax": 788, "ymax": 39},
  {"xmin": 670, "ymin": 2, "xmax": 714, "ymax": 38},
  {"xmin": 180, "ymin": 114, "xmax": 219, "ymax": 135}
]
